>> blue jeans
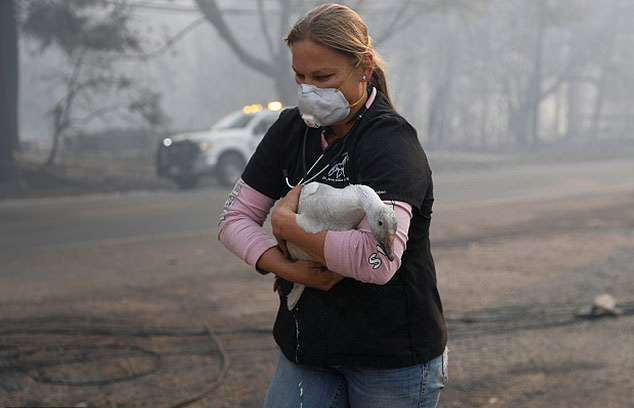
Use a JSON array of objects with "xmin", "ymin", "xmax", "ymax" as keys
[{"xmin": 263, "ymin": 349, "xmax": 448, "ymax": 408}]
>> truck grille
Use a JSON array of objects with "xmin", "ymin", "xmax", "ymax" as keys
[
  {"xmin": 157, "ymin": 140, "xmax": 201, "ymax": 177},
  {"xmin": 161, "ymin": 140, "xmax": 200, "ymax": 164}
]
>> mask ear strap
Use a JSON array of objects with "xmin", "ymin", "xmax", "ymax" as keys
[
  {"xmin": 337, "ymin": 56, "xmax": 364, "ymax": 92},
  {"xmin": 338, "ymin": 56, "xmax": 366, "ymax": 108},
  {"xmin": 348, "ymin": 92, "xmax": 365, "ymax": 108}
]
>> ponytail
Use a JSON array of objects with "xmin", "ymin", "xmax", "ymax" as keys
[{"xmin": 369, "ymin": 51, "xmax": 394, "ymax": 110}]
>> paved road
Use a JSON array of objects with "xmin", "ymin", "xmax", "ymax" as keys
[
  {"xmin": 1, "ymin": 157, "xmax": 633, "ymax": 408},
  {"xmin": 433, "ymin": 158, "xmax": 634, "ymax": 208},
  {"xmin": 1, "ymin": 158, "xmax": 633, "ymax": 255}
]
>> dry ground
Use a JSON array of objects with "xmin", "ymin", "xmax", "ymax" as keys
[{"xmin": 1, "ymin": 189, "xmax": 633, "ymax": 407}]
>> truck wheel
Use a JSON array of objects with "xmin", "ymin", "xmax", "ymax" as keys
[
  {"xmin": 217, "ymin": 153, "xmax": 245, "ymax": 187},
  {"xmin": 175, "ymin": 174, "xmax": 199, "ymax": 189}
]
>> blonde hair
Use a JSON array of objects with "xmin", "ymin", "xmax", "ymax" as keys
[{"xmin": 285, "ymin": 3, "xmax": 394, "ymax": 109}]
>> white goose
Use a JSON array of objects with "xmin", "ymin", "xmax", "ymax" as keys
[{"xmin": 286, "ymin": 182, "xmax": 398, "ymax": 310}]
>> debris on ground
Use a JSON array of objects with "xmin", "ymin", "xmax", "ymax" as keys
[{"xmin": 575, "ymin": 293, "xmax": 623, "ymax": 319}]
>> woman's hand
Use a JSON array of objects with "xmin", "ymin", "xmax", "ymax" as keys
[
  {"xmin": 271, "ymin": 185, "xmax": 303, "ymax": 257},
  {"xmin": 260, "ymin": 247, "xmax": 342, "ymax": 291},
  {"xmin": 290, "ymin": 259, "xmax": 344, "ymax": 291}
]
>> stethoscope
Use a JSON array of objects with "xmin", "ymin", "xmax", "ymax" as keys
[{"xmin": 284, "ymin": 104, "xmax": 369, "ymax": 189}]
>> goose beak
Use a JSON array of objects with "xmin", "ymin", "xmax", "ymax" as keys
[{"xmin": 380, "ymin": 234, "xmax": 395, "ymax": 261}]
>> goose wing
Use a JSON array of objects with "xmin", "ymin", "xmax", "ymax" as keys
[
  {"xmin": 296, "ymin": 182, "xmax": 332, "ymax": 233},
  {"xmin": 296, "ymin": 182, "xmax": 364, "ymax": 233}
]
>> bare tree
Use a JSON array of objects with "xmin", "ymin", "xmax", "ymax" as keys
[
  {"xmin": 418, "ymin": 0, "xmax": 619, "ymax": 148},
  {"xmin": 193, "ymin": 0, "xmax": 431, "ymax": 103},
  {"xmin": 194, "ymin": 0, "xmax": 295, "ymax": 102},
  {"xmin": 21, "ymin": 0, "xmax": 169, "ymax": 167}
]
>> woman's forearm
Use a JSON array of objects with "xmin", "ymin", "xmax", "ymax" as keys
[
  {"xmin": 218, "ymin": 181, "xmax": 332, "ymax": 289},
  {"xmin": 272, "ymin": 206, "xmax": 327, "ymax": 264},
  {"xmin": 217, "ymin": 180, "xmax": 277, "ymax": 267},
  {"xmin": 256, "ymin": 246, "xmax": 339, "ymax": 290},
  {"xmin": 285, "ymin": 219, "xmax": 328, "ymax": 265},
  {"xmin": 255, "ymin": 246, "xmax": 294, "ymax": 276}
]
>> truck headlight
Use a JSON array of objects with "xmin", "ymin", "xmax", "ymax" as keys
[{"xmin": 162, "ymin": 138, "xmax": 173, "ymax": 147}]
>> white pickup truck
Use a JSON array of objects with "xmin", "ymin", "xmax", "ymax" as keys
[{"xmin": 156, "ymin": 103, "xmax": 282, "ymax": 188}]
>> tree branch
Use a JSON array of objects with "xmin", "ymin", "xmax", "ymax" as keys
[
  {"xmin": 277, "ymin": 0, "xmax": 294, "ymax": 56},
  {"xmin": 193, "ymin": 0, "xmax": 276, "ymax": 77},
  {"xmin": 130, "ymin": 16, "xmax": 207, "ymax": 60},
  {"xmin": 70, "ymin": 105, "xmax": 121, "ymax": 126},
  {"xmin": 372, "ymin": 0, "xmax": 462, "ymax": 46},
  {"xmin": 374, "ymin": 0, "xmax": 414, "ymax": 45},
  {"xmin": 257, "ymin": 0, "xmax": 276, "ymax": 58}
]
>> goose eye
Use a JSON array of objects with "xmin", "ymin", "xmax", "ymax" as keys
[{"xmin": 378, "ymin": 221, "xmax": 383, "ymax": 226}]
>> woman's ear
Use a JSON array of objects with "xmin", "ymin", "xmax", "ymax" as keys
[{"xmin": 363, "ymin": 53, "xmax": 375, "ymax": 82}]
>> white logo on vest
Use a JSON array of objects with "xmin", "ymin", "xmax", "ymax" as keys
[{"xmin": 323, "ymin": 153, "xmax": 350, "ymax": 183}]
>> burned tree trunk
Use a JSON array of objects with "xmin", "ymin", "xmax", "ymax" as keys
[{"xmin": 0, "ymin": 0, "xmax": 19, "ymax": 182}]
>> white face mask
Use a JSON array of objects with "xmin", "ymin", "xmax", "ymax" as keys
[
  {"xmin": 297, "ymin": 59, "xmax": 364, "ymax": 128},
  {"xmin": 297, "ymin": 85, "xmax": 354, "ymax": 128}
]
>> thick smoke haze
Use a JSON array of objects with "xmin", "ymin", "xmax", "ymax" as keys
[
  {"xmin": 2, "ymin": 3, "xmax": 633, "ymax": 407},
  {"xmin": 16, "ymin": 0, "xmax": 634, "ymax": 153}
]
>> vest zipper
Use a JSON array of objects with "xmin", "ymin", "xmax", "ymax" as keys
[{"xmin": 294, "ymin": 305, "xmax": 301, "ymax": 363}]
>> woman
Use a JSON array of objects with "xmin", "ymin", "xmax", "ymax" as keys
[{"xmin": 218, "ymin": 3, "xmax": 448, "ymax": 407}]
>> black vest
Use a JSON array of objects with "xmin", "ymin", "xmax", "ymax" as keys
[{"xmin": 242, "ymin": 91, "xmax": 447, "ymax": 368}]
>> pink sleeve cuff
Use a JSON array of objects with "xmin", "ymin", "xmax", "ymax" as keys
[
  {"xmin": 217, "ymin": 179, "xmax": 277, "ymax": 267},
  {"xmin": 323, "ymin": 201, "xmax": 412, "ymax": 285}
]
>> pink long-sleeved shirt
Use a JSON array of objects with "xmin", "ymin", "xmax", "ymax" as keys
[{"xmin": 217, "ymin": 180, "xmax": 412, "ymax": 285}]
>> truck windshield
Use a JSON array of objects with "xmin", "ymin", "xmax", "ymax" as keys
[{"xmin": 212, "ymin": 111, "xmax": 254, "ymax": 130}]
